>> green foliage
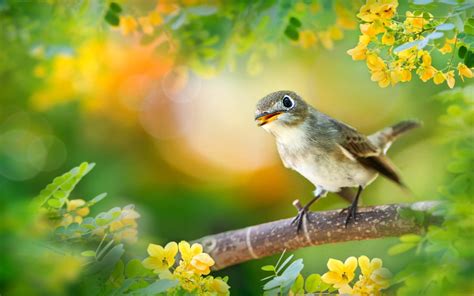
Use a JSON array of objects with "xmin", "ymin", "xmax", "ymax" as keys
[
  {"xmin": 284, "ymin": 17, "xmax": 302, "ymax": 41},
  {"xmin": 261, "ymin": 251, "xmax": 338, "ymax": 295},
  {"xmin": 105, "ymin": 2, "xmax": 122, "ymax": 26},
  {"xmin": 391, "ymin": 86, "xmax": 474, "ymax": 295},
  {"xmin": 34, "ymin": 162, "xmax": 94, "ymax": 210}
]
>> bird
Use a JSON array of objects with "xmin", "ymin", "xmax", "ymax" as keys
[{"xmin": 254, "ymin": 90, "xmax": 421, "ymax": 232}]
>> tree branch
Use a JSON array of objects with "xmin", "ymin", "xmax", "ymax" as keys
[{"xmin": 193, "ymin": 201, "xmax": 441, "ymax": 270}]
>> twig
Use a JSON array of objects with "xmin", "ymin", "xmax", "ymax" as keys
[{"xmin": 193, "ymin": 201, "xmax": 441, "ymax": 270}]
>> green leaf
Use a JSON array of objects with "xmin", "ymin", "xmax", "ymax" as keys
[
  {"xmin": 95, "ymin": 212, "xmax": 113, "ymax": 226},
  {"xmin": 464, "ymin": 23, "xmax": 474, "ymax": 35},
  {"xmin": 109, "ymin": 2, "xmax": 122, "ymax": 13},
  {"xmin": 34, "ymin": 162, "xmax": 95, "ymax": 209},
  {"xmin": 88, "ymin": 193, "xmax": 107, "ymax": 206},
  {"xmin": 394, "ymin": 40, "xmax": 420, "ymax": 53},
  {"xmin": 413, "ymin": 0, "xmax": 432, "ymax": 4},
  {"xmin": 284, "ymin": 26, "xmax": 299, "ymax": 41},
  {"xmin": 105, "ymin": 11, "xmax": 120, "ymax": 26},
  {"xmin": 291, "ymin": 274, "xmax": 304, "ymax": 293},
  {"xmin": 400, "ymin": 234, "xmax": 422, "ymax": 243},
  {"xmin": 436, "ymin": 23, "xmax": 455, "ymax": 31},
  {"xmin": 263, "ymin": 259, "xmax": 304, "ymax": 291},
  {"xmin": 108, "ymin": 260, "xmax": 125, "ymax": 288},
  {"xmin": 132, "ymin": 279, "xmax": 179, "ymax": 295},
  {"xmin": 81, "ymin": 250, "xmax": 97, "ymax": 257},
  {"xmin": 48, "ymin": 198, "xmax": 62, "ymax": 208},
  {"xmin": 86, "ymin": 244, "xmax": 125, "ymax": 278},
  {"xmin": 458, "ymin": 46, "xmax": 467, "ymax": 59},
  {"xmin": 388, "ymin": 243, "xmax": 416, "ymax": 255},
  {"xmin": 261, "ymin": 265, "xmax": 275, "ymax": 271},
  {"xmin": 125, "ymin": 259, "xmax": 148, "ymax": 278},
  {"xmin": 305, "ymin": 274, "xmax": 323, "ymax": 292},
  {"xmin": 289, "ymin": 17, "xmax": 302, "ymax": 28},
  {"xmin": 427, "ymin": 31, "xmax": 444, "ymax": 40},
  {"xmin": 464, "ymin": 50, "xmax": 474, "ymax": 68},
  {"xmin": 276, "ymin": 254, "xmax": 294, "ymax": 273},
  {"xmin": 469, "ymin": 18, "xmax": 474, "ymax": 27},
  {"xmin": 274, "ymin": 249, "xmax": 286, "ymax": 270},
  {"xmin": 187, "ymin": 5, "xmax": 217, "ymax": 16}
]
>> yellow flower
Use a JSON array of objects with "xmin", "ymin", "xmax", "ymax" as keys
[
  {"xmin": 329, "ymin": 26, "xmax": 344, "ymax": 40},
  {"xmin": 400, "ymin": 68, "xmax": 412, "ymax": 82},
  {"xmin": 347, "ymin": 44, "xmax": 367, "ymax": 61},
  {"xmin": 417, "ymin": 52, "xmax": 436, "ymax": 82},
  {"xmin": 417, "ymin": 65, "xmax": 436, "ymax": 82},
  {"xmin": 433, "ymin": 71, "xmax": 445, "ymax": 85},
  {"xmin": 439, "ymin": 43, "xmax": 452, "ymax": 54},
  {"xmin": 142, "ymin": 242, "xmax": 178, "ymax": 273},
  {"xmin": 335, "ymin": 3, "xmax": 357, "ymax": 30},
  {"xmin": 156, "ymin": 0, "xmax": 180, "ymax": 15},
  {"xmin": 359, "ymin": 34, "xmax": 371, "ymax": 45},
  {"xmin": 352, "ymin": 277, "xmax": 376, "ymax": 296},
  {"xmin": 67, "ymin": 199, "xmax": 90, "ymax": 217},
  {"xmin": 318, "ymin": 31, "xmax": 334, "ymax": 50},
  {"xmin": 299, "ymin": 30, "xmax": 318, "ymax": 49},
  {"xmin": 457, "ymin": 63, "xmax": 473, "ymax": 81},
  {"xmin": 360, "ymin": 22, "xmax": 385, "ymax": 37},
  {"xmin": 178, "ymin": 241, "xmax": 203, "ymax": 262},
  {"xmin": 110, "ymin": 206, "xmax": 140, "ymax": 243},
  {"xmin": 370, "ymin": 267, "xmax": 392, "ymax": 289},
  {"xmin": 404, "ymin": 11, "xmax": 430, "ymax": 33},
  {"xmin": 321, "ymin": 257, "xmax": 358, "ymax": 289},
  {"xmin": 357, "ymin": 0, "xmax": 398, "ymax": 22},
  {"xmin": 382, "ymin": 31, "xmax": 394, "ymax": 45},
  {"xmin": 371, "ymin": 69, "xmax": 391, "ymax": 87},
  {"xmin": 206, "ymin": 277, "xmax": 230, "ymax": 295},
  {"xmin": 397, "ymin": 47, "xmax": 418, "ymax": 64},
  {"xmin": 148, "ymin": 10, "xmax": 164, "ymax": 26},
  {"xmin": 446, "ymin": 70, "xmax": 455, "ymax": 88},
  {"xmin": 418, "ymin": 63, "xmax": 436, "ymax": 81},
  {"xmin": 366, "ymin": 54, "xmax": 386, "ymax": 72},
  {"xmin": 138, "ymin": 16, "xmax": 154, "ymax": 35},
  {"xmin": 358, "ymin": 256, "xmax": 383, "ymax": 277},
  {"xmin": 61, "ymin": 213, "xmax": 83, "ymax": 226},
  {"xmin": 119, "ymin": 16, "xmax": 138, "ymax": 36},
  {"xmin": 190, "ymin": 253, "xmax": 215, "ymax": 275}
]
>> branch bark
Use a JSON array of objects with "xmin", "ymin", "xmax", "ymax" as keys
[{"xmin": 193, "ymin": 201, "xmax": 441, "ymax": 270}]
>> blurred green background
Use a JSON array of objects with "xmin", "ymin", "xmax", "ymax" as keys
[{"xmin": 0, "ymin": 0, "xmax": 470, "ymax": 294}]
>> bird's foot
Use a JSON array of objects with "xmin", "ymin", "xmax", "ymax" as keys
[
  {"xmin": 291, "ymin": 207, "xmax": 311, "ymax": 234},
  {"xmin": 342, "ymin": 204, "xmax": 358, "ymax": 227}
]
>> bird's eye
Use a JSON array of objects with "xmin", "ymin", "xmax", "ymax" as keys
[{"xmin": 282, "ymin": 95, "xmax": 294, "ymax": 108}]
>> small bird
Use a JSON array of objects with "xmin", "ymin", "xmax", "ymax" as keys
[{"xmin": 254, "ymin": 90, "xmax": 421, "ymax": 232}]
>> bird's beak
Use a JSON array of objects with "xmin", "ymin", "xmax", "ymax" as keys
[{"xmin": 255, "ymin": 111, "xmax": 282, "ymax": 126}]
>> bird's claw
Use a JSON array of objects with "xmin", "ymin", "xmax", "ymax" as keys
[
  {"xmin": 291, "ymin": 207, "xmax": 311, "ymax": 234},
  {"xmin": 343, "ymin": 205, "xmax": 358, "ymax": 227}
]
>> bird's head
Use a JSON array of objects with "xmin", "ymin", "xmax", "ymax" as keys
[{"xmin": 255, "ymin": 90, "xmax": 309, "ymax": 129}]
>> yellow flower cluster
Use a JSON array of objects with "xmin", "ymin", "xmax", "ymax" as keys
[
  {"xmin": 142, "ymin": 241, "xmax": 230, "ymax": 295},
  {"xmin": 296, "ymin": 2, "xmax": 357, "ymax": 50},
  {"xmin": 347, "ymin": 0, "xmax": 473, "ymax": 88},
  {"xmin": 119, "ymin": 0, "xmax": 203, "ymax": 36},
  {"xmin": 61, "ymin": 199, "xmax": 90, "ymax": 226},
  {"xmin": 109, "ymin": 206, "xmax": 140, "ymax": 243},
  {"xmin": 321, "ymin": 256, "xmax": 391, "ymax": 295}
]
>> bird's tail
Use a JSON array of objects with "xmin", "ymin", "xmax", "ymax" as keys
[{"xmin": 368, "ymin": 120, "xmax": 422, "ymax": 154}]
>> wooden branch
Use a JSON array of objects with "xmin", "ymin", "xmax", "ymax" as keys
[{"xmin": 193, "ymin": 201, "xmax": 441, "ymax": 270}]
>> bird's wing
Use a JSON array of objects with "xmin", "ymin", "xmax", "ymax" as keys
[
  {"xmin": 336, "ymin": 121, "xmax": 380, "ymax": 157},
  {"xmin": 334, "ymin": 120, "xmax": 405, "ymax": 187}
]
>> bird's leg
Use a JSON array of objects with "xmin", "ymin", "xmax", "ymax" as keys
[
  {"xmin": 291, "ymin": 188, "xmax": 325, "ymax": 234},
  {"xmin": 343, "ymin": 186, "xmax": 363, "ymax": 227}
]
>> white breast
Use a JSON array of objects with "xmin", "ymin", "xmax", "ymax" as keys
[{"xmin": 264, "ymin": 120, "xmax": 377, "ymax": 192}]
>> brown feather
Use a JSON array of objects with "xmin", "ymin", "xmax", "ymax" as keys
[{"xmin": 335, "ymin": 120, "xmax": 405, "ymax": 187}]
